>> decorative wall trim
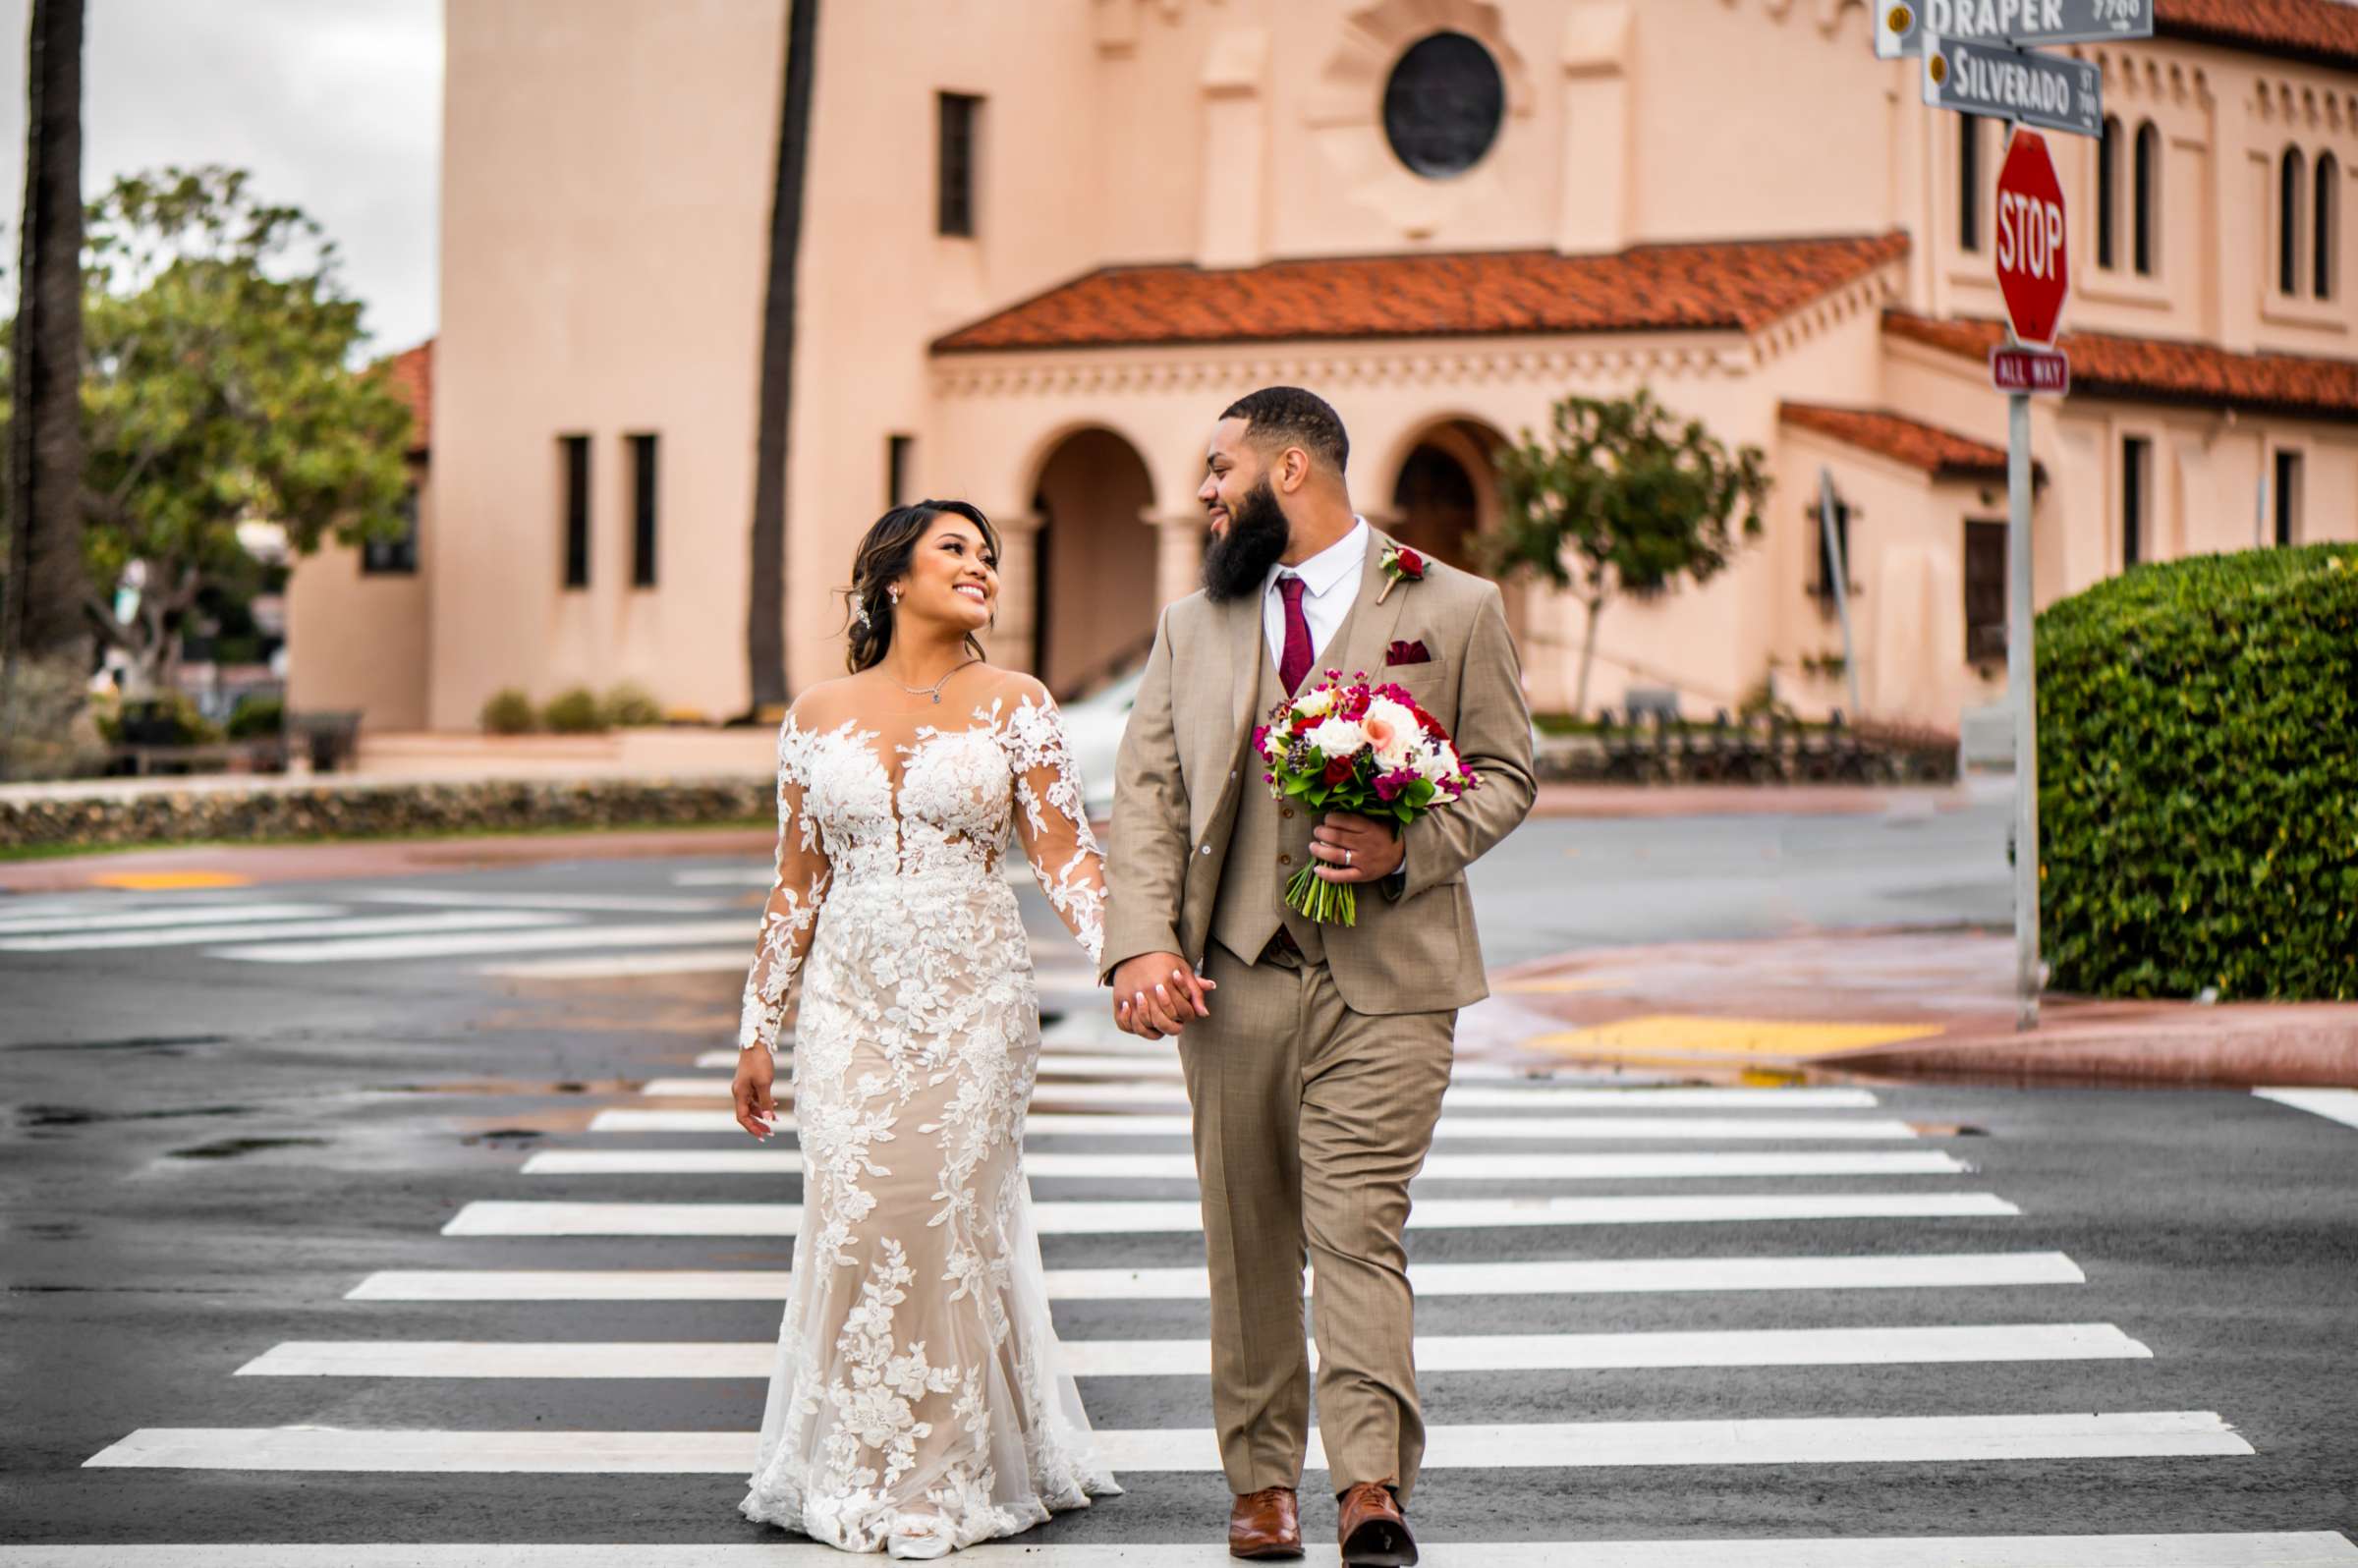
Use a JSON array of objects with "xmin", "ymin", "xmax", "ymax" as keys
[{"xmin": 1714, "ymin": 0, "xmax": 1870, "ymax": 42}]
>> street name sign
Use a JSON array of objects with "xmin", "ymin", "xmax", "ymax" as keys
[
  {"xmin": 1991, "ymin": 346, "xmax": 2070, "ymax": 394},
  {"xmin": 1925, "ymin": 33, "xmax": 2104, "ymax": 140},
  {"xmin": 1994, "ymin": 130, "xmax": 2070, "ymax": 344},
  {"xmin": 1878, "ymin": 0, "xmax": 2154, "ymax": 58}
]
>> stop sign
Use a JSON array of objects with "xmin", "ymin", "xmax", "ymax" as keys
[{"xmin": 1993, "ymin": 129, "xmax": 2069, "ymax": 348}]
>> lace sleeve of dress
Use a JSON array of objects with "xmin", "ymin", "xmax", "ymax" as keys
[
  {"xmin": 738, "ymin": 715, "xmax": 832, "ymax": 1052},
  {"xmin": 1000, "ymin": 693, "xmax": 1107, "ymax": 970}
]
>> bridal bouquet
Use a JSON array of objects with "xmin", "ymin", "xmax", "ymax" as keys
[{"xmin": 1253, "ymin": 670, "xmax": 1478, "ymax": 927}]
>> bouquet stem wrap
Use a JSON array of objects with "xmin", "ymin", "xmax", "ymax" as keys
[{"xmin": 1255, "ymin": 670, "xmax": 1478, "ymax": 927}]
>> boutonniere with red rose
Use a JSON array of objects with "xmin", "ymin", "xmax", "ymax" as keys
[
  {"xmin": 1375, "ymin": 544, "xmax": 1427, "ymax": 605},
  {"xmin": 1251, "ymin": 670, "xmax": 1478, "ymax": 927}
]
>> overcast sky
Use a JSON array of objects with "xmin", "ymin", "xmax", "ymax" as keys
[{"xmin": 0, "ymin": 0, "xmax": 441, "ymax": 355}]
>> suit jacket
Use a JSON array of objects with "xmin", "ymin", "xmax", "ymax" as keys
[{"xmin": 1100, "ymin": 528, "xmax": 1538, "ymax": 1016}]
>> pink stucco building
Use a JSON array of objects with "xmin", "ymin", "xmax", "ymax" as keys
[{"xmin": 290, "ymin": 0, "xmax": 2358, "ymax": 735}]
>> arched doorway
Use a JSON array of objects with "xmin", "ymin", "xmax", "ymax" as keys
[
  {"xmin": 1387, "ymin": 419, "xmax": 1503, "ymax": 575},
  {"xmin": 1029, "ymin": 427, "xmax": 1158, "ymax": 698}
]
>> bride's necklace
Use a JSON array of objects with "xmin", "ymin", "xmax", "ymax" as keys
[{"xmin": 896, "ymin": 655, "xmax": 979, "ymax": 704}]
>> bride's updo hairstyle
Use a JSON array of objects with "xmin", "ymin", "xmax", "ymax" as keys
[{"xmin": 842, "ymin": 499, "xmax": 1001, "ymax": 674}]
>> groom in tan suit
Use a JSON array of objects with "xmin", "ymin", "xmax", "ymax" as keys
[{"xmin": 1102, "ymin": 387, "xmax": 1536, "ymax": 1565}]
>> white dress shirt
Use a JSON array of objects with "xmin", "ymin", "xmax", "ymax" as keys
[{"xmin": 1263, "ymin": 516, "xmax": 1371, "ymax": 676}]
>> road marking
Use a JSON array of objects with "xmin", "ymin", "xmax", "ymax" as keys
[
  {"xmin": 84, "ymin": 870, "xmax": 253, "ymax": 891},
  {"xmin": 2254, "ymin": 1088, "xmax": 2358, "ymax": 1132},
  {"xmin": 237, "ymin": 1323, "xmax": 2148, "ymax": 1380},
  {"xmin": 348, "ymin": 889, "xmax": 738, "ymax": 914},
  {"xmin": 1533, "ymin": 1015, "xmax": 1947, "ymax": 1061},
  {"xmin": 0, "ymin": 909, "xmax": 578, "ymax": 953},
  {"xmin": 520, "ymin": 1148, "xmax": 1969, "ymax": 1181},
  {"xmin": 347, "ymin": 1251, "xmax": 2087, "ymax": 1302},
  {"xmin": 588, "ymin": 1109, "xmax": 1925, "ymax": 1141},
  {"xmin": 82, "ymin": 1411, "xmax": 2250, "ymax": 1474},
  {"xmin": 688, "ymin": 1046, "xmax": 1612, "ymax": 1085},
  {"xmin": 440, "ymin": 1193, "xmax": 2018, "ymax": 1237},
  {"xmin": 670, "ymin": 868, "xmax": 773, "ymax": 886},
  {"xmin": 0, "ymin": 902, "xmax": 340, "ymax": 937},
  {"xmin": 212, "ymin": 919, "xmax": 755, "ymax": 964},
  {"xmin": 637, "ymin": 1077, "xmax": 1884, "ymax": 1111},
  {"xmin": 486, "ymin": 948, "xmax": 751, "ymax": 980},
  {"xmin": 7, "ymin": 1537, "xmax": 2354, "ymax": 1566}
]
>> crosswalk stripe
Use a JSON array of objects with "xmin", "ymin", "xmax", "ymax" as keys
[
  {"xmin": 0, "ymin": 901, "xmax": 340, "ymax": 937},
  {"xmin": 519, "ymin": 1148, "xmax": 1970, "ymax": 1180},
  {"xmin": 688, "ymin": 1046, "xmax": 1594, "ymax": 1085},
  {"xmin": 638, "ymin": 1077, "xmax": 1886, "ymax": 1112},
  {"xmin": 588, "ymin": 1109, "xmax": 1925, "ymax": 1141},
  {"xmin": 81, "ymin": 1411, "xmax": 2251, "ymax": 1473},
  {"xmin": 212, "ymin": 919, "xmax": 755, "ymax": 965},
  {"xmin": 670, "ymin": 868, "xmax": 774, "ymax": 886},
  {"xmin": 345, "ymin": 1251, "xmax": 2088, "ymax": 1302},
  {"xmin": 7, "ymin": 1537, "xmax": 2354, "ymax": 1566},
  {"xmin": 440, "ymin": 1193, "xmax": 2018, "ymax": 1237},
  {"xmin": 485, "ymin": 949, "xmax": 751, "ymax": 980},
  {"xmin": 348, "ymin": 889, "xmax": 737, "ymax": 914},
  {"xmin": 0, "ymin": 909, "xmax": 578, "ymax": 953},
  {"xmin": 2254, "ymin": 1087, "xmax": 2358, "ymax": 1132},
  {"xmin": 235, "ymin": 1323, "xmax": 2150, "ymax": 1380}
]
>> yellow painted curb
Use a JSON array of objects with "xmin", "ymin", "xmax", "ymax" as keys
[
  {"xmin": 1529, "ymin": 1013, "xmax": 1945, "ymax": 1062},
  {"xmin": 88, "ymin": 870, "xmax": 253, "ymax": 891}
]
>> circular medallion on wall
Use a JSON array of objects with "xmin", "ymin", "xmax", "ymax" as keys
[{"xmin": 1381, "ymin": 31, "xmax": 1505, "ymax": 179}]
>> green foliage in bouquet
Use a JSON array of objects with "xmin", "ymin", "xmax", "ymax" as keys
[{"xmin": 2037, "ymin": 543, "xmax": 2357, "ymax": 1001}]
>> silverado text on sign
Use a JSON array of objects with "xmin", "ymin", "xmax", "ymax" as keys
[
  {"xmin": 1877, "ymin": 0, "xmax": 2154, "ymax": 57},
  {"xmin": 1924, "ymin": 34, "xmax": 2103, "ymax": 139}
]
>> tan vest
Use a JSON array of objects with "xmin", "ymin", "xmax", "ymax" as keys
[{"xmin": 1208, "ymin": 587, "xmax": 1370, "ymax": 968}]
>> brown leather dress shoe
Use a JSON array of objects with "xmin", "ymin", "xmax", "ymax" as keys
[
  {"xmin": 1227, "ymin": 1485, "xmax": 1303, "ymax": 1559},
  {"xmin": 1337, "ymin": 1480, "xmax": 1418, "ymax": 1567}
]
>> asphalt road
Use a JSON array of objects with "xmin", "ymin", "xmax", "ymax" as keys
[{"xmin": 3, "ymin": 812, "xmax": 2354, "ymax": 1563}]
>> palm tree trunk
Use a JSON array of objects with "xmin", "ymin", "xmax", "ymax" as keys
[
  {"xmin": 743, "ymin": 0, "xmax": 819, "ymax": 718},
  {"xmin": 1, "ymin": 0, "xmax": 87, "ymax": 780}
]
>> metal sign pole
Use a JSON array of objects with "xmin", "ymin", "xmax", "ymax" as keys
[
  {"xmin": 1818, "ymin": 467, "xmax": 1864, "ymax": 717},
  {"xmin": 2005, "ymin": 368, "xmax": 2041, "ymax": 1030}
]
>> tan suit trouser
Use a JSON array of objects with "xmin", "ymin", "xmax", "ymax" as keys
[{"xmin": 1176, "ymin": 936, "xmax": 1455, "ymax": 1501}]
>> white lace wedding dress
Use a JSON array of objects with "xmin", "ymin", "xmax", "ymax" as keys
[{"xmin": 734, "ymin": 687, "xmax": 1120, "ymax": 1557}]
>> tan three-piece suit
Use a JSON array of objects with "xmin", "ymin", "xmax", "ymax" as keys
[{"xmin": 1100, "ymin": 529, "xmax": 1537, "ymax": 1500}]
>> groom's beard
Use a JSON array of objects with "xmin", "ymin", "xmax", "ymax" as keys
[{"xmin": 1201, "ymin": 479, "xmax": 1292, "ymax": 603}]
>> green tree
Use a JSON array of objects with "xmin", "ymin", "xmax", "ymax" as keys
[
  {"xmin": 76, "ymin": 166, "xmax": 413, "ymax": 693},
  {"xmin": 1490, "ymin": 387, "xmax": 1771, "ymax": 717}
]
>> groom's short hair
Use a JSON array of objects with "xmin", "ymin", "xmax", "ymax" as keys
[{"xmin": 1221, "ymin": 386, "xmax": 1349, "ymax": 476}]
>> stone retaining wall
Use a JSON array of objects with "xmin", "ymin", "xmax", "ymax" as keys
[{"xmin": 0, "ymin": 775, "xmax": 772, "ymax": 854}]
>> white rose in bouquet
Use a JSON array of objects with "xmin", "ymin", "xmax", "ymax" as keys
[{"xmin": 1305, "ymin": 716, "xmax": 1369, "ymax": 758}]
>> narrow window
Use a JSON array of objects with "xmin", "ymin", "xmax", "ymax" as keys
[
  {"xmin": 1964, "ymin": 521, "xmax": 2008, "ymax": 663},
  {"xmin": 2280, "ymin": 147, "xmax": 2307, "ymax": 296},
  {"xmin": 886, "ymin": 434, "xmax": 914, "ymax": 508},
  {"xmin": 561, "ymin": 433, "xmax": 590, "ymax": 589},
  {"xmin": 1958, "ymin": 115, "xmax": 1983, "ymax": 253},
  {"xmin": 2097, "ymin": 117, "xmax": 2121, "ymax": 270},
  {"xmin": 364, "ymin": 486, "xmax": 420, "ymax": 576},
  {"xmin": 2121, "ymin": 435, "xmax": 2150, "ymax": 569},
  {"xmin": 2132, "ymin": 121, "xmax": 2160, "ymax": 276},
  {"xmin": 2274, "ymin": 449, "xmax": 2303, "ymax": 547},
  {"xmin": 2316, "ymin": 153, "xmax": 2339, "ymax": 300},
  {"xmin": 1813, "ymin": 493, "xmax": 1852, "ymax": 607},
  {"xmin": 937, "ymin": 93, "xmax": 981, "ymax": 238},
  {"xmin": 629, "ymin": 433, "xmax": 658, "ymax": 589}
]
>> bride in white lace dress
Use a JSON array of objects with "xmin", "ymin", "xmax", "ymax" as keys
[{"xmin": 729, "ymin": 501, "xmax": 1129, "ymax": 1557}]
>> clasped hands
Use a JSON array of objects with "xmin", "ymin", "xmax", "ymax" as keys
[{"xmin": 1110, "ymin": 812, "xmax": 1403, "ymax": 1041}]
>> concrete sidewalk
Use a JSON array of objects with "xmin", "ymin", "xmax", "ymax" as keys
[{"xmin": 1488, "ymin": 927, "xmax": 2358, "ymax": 1091}]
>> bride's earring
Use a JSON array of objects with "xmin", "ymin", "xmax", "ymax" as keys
[{"xmin": 888, "ymin": 588, "xmax": 903, "ymax": 611}]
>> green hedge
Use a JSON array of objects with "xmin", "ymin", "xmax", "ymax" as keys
[{"xmin": 2037, "ymin": 544, "xmax": 2357, "ymax": 1001}]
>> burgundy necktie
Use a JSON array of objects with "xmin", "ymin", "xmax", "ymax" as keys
[{"xmin": 1276, "ymin": 575, "xmax": 1314, "ymax": 696}]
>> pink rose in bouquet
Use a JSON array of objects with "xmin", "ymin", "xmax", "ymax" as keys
[{"xmin": 1253, "ymin": 669, "xmax": 1478, "ymax": 926}]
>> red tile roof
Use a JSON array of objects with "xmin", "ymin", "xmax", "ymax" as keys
[
  {"xmin": 2156, "ymin": 0, "xmax": 2358, "ymax": 72},
  {"xmin": 1884, "ymin": 311, "xmax": 2358, "ymax": 423},
  {"xmin": 378, "ymin": 339, "xmax": 432, "ymax": 455},
  {"xmin": 1780, "ymin": 402, "xmax": 2015, "ymax": 479},
  {"xmin": 933, "ymin": 234, "xmax": 1911, "ymax": 354}
]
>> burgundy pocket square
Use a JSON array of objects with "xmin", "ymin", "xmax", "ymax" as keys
[{"xmin": 1385, "ymin": 639, "xmax": 1432, "ymax": 666}]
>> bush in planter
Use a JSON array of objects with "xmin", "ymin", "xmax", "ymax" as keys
[
  {"xmin": 541, "ymin": 687, "xmax": 608, "ymax": 734},
  {"xmin": 226, "ymin": 695, "xmax": 285, "ymax": 741},
  {"xmin": 601, "ymin": 683, "xmax": 663, "ymax": 728},
  {"xmin": 2036, "ymin": 543, "xmax": 2357, "ymax": 1001},
  {"xmin": 479, "ymin": 688, "xmax": 536, "ymax": 735}
]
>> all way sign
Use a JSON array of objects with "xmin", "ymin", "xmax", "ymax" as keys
[
  {"xmin": 1925, "ymin": 34, "xmax": 2104, "ymax": 139},
  {"xmin": 1878, "ymin": 0, "xmax": 2155, "ymax": 58}
]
